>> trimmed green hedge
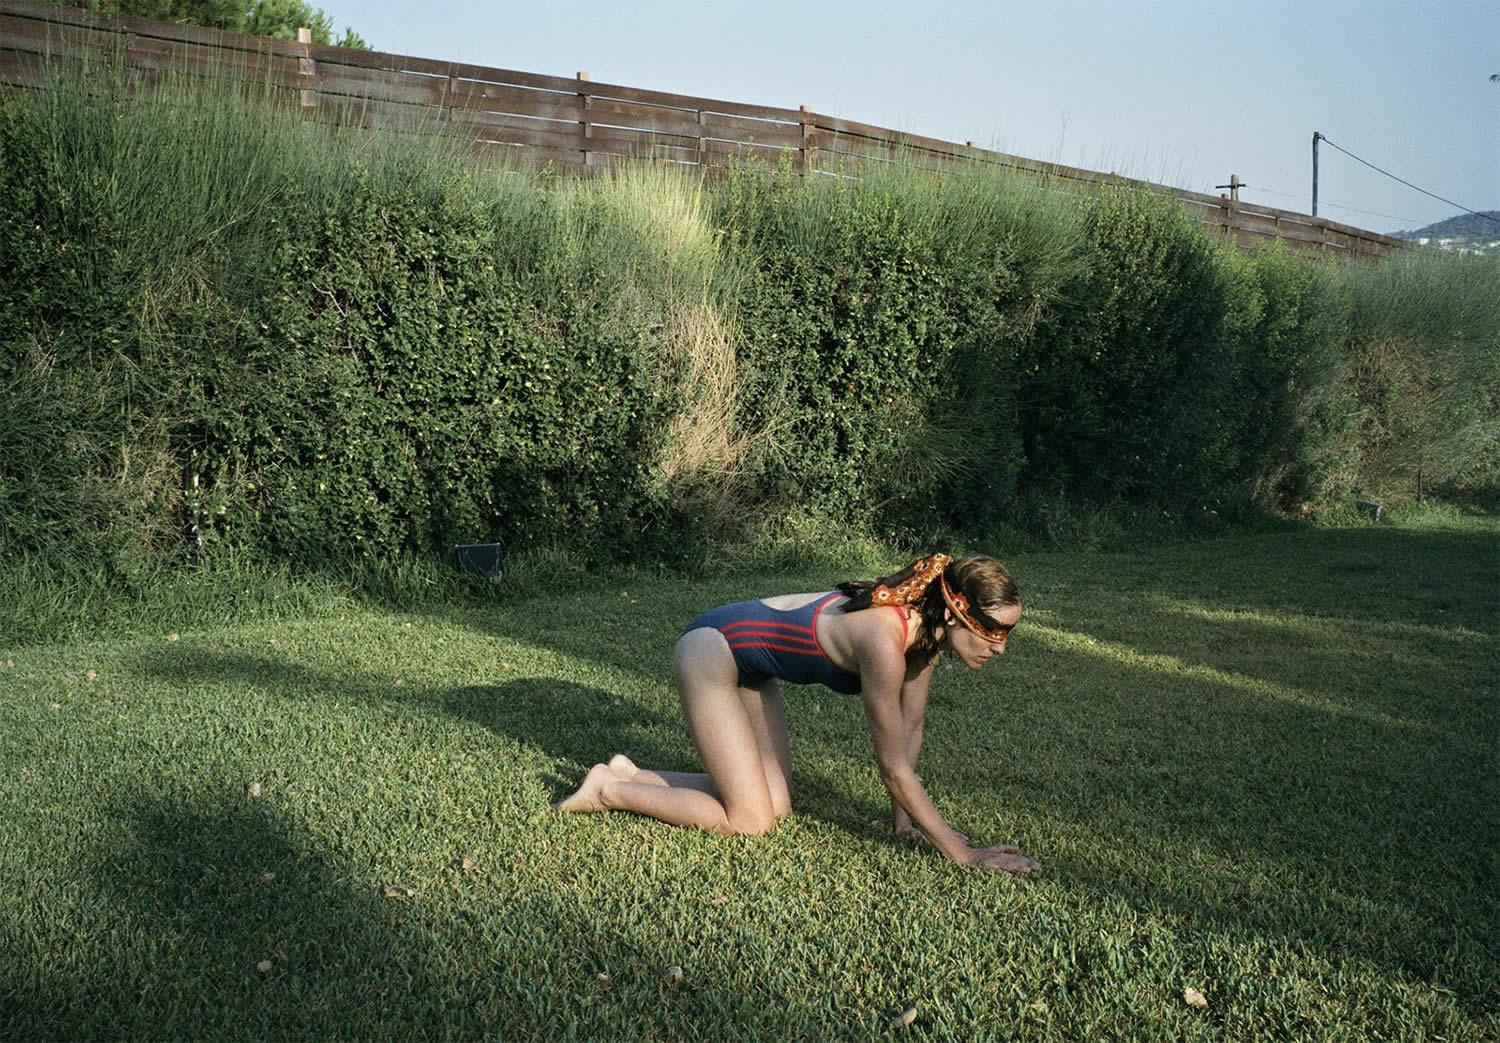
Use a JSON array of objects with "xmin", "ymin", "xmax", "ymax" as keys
[
  {"xmin": 1015, "ymin": 186, "xmax": 1235, "ymax": 506},
  {"xmin": 192, "ymin": 167, "xmax": 682, "ymax": 564},
  {"xmin": 712, "ymin": 166, "xmax": 1069, "ymax": 540},
  {"xmin": 2, "ymin": 72, "xmax": 1495, "ymax": 579}
]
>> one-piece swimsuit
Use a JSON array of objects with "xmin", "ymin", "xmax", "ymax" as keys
[{"xmin": 683, "ymin": 593, "xmax": 907, "ymax": 694}]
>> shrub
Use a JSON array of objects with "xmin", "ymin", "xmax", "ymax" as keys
[
  {"xmin": 1, "ymin": 72, "xmax": 693, "ymax": 571},
  {"xmin": 1220, "ymin": 243, "xmax": 1355, "ymax": 510},
  {"xmin": 710, "ymin": 162, "xmax": 1086, "ymax": 544},
  {"xmin": 191, "ymin": 159, "xmax": 694, "ymax": 564},
  {"xmin": 1338, "ymin": 251, "xmax": 1500, "ymax": 506},
  {"xmin": 1014, "ymin": 186, "xmax": 1234, "ymax": 508},
  {"xmin": 5, "ymin": 58, "xmax": 1494, "ymax": 587}
]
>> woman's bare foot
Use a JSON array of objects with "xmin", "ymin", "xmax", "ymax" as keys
[
  {"xmin": 606, "ymin": 754, "xmax": 640, "ymax": 779},
  {"xmin": 552, "ymin": 763, "xmax": 615, "ymax": 813}
]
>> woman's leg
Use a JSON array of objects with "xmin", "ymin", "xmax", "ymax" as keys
[
  {"xmin": 735, "ymin": 681, "xmax": 792, "ymax": 819},
  {"xmin": 607, "ymin": 682, "xmax": 791, "ymax": 820},
  {"xmin": 553, "ymin": 628, "xmax": 789, "ymax": 834}
]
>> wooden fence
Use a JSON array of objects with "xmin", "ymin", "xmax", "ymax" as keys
[{"xmin": 0, "ymin": 0, "xmax": 1405, "ymax": 259}]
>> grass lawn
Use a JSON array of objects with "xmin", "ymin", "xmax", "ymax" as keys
[{"xmin": 2, "ymin": 515, "xmax": 1496, "ymax": 1040}]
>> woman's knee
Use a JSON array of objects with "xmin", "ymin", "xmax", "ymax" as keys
[{"xmin": 724, "ymin": 807, "xmax": 778, "ymax": 837}]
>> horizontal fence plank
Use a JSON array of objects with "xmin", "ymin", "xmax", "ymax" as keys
[
  {"xmin": 1235, "ymin": 227, "xmax": 1275, "ymax": 251},
  {"xmin": 575, "ymin": 75, "xmax": 801, "ymax": 125},
  {"xmin": 0, "ymin": 41, "xmax": 304, "ymax": 108},
  {"xmin": 812, "ymin": 131, "xmax": 985, "ymax": 175},
  {"xmin": 700, "ymin": 109, "xmax": 801, "ymax": 144},
  {"xmin": 448, "ymin": 79, "xmax": 582, "ymax": 121},
  {"xmin": 703, "ymin": 135, "xmax": 797, "ymax": 163},
  {"xmin": 122, "ymin": 39, "xmax": 299, "ymax": 86},
  {"xmin": 2, "ymin": 0, "xmax": 268, "ymax": 53},
  {"xmin": 0, "ymin": 12, "xmax": 304, "ymax": 89},
  {"xmin": 1260, "ymin": 223, "xmax": 1333, "ymax": 247},
  {"xmin": 329, "ymin": 49, "xmax": 580, "ymax": 95},
  {"xmin": 812, "ymin": 111, "xmax": 978, "ymax": 158},
  {"xmin": 314, "ymin": 62, "xmax": 449, "ymax": 108},
  {"xmin": 589, "ymin": 123, "xmax": 693, "ymax": 154},
  {"xmin": 308, "ymin": 93, "xmax": 441, "ymax": 132},
  {"xmin": 585, "ymin": 95, "xmax": 713, "ymax": 137},
  {"xmin": 0, "ymin": 44, "xmax": 45, "ymax": 86},
  {"xmin": 1229, "ymin": 210, "xmax": 1288, "ymax": 237},
  {"xmin": 457, "ymin": 109, "xmax": 584, "ymax": 151}
]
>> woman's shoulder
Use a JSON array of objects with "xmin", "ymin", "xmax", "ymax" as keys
[
  {"xmin": 756, "ymin": 590, "xmax": 841, "ymax": 612},
  {"xmin": 836, "ymin": 601, "xmax": 913, "ymax": 655}
]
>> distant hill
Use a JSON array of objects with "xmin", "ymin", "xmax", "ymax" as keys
[{"xmin": 1394, "ymin": 211, "xmax": 1500, "ymax": 240}]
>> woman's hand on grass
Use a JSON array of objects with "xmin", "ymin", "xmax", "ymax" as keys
[{"xmin": 965, "ymin": 844, "xmax": 1040, "ymax": 874}]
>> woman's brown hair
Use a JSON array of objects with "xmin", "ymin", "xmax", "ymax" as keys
[{"xmin": 839, "ymin": 554, "xmax": 1020, "ymax": 659}]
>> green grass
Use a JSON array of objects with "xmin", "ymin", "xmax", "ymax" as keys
[{"xmin": 2, "ymin": 514, "xmax": 1496, "ymax": 1039}]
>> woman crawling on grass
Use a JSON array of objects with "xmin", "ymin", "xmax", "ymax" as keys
[{"xmin": 555, "ymin": 553, "xmax": 1040, "ymax": 874}]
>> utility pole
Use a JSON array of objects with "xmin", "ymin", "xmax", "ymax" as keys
[
  {"xmin": 1311, "ymin": 132, "xmax": 1323, "ymax": 217},
  {"xmin": 1215, "ymin": 174, "xmax": 1245, "ymax": 201}
]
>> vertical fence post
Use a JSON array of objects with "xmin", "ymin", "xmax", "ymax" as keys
[
  {"xmin": 577, "ymin": 71, "xmax": 592, "ymax": 169},
  {"xmin": 798, "ymin": 104, "xmax": 813, "ymax": 174},
  {"xmin": 296, "ymin": 27, "xmax": 316, "ymax": 116},
  {"xmin": 697, "ymin": 108, "xmax": 708, "ymax": 170}
]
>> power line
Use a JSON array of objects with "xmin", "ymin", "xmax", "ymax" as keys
[
  {"xmin": 1206, "ymin": 180, "xmax": 1424, "ymax": 225},
  {"xmin": 1317, "ymin": 134, "xmax": 1500, "ymax": 227},
  {"xmin": 1244, "ymin": 185, "xmax": 1300, "ymax": 200},
  {"xmin": 1318, "ymin": 200, "xmax": 1428, "ymax": 225}
]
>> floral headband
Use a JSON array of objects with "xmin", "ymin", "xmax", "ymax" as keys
[
  {"xmin": 869, "ymin": 553, "xmax": 1014, "ymax": 643},
  {"xmin": 938, "ymin": 571, "xmax": 1015, "ymax": 644}
]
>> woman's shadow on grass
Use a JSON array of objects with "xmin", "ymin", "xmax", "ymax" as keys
[
  {"xmin": 133, "ymin": 643, "xmax": 887, "ymax": 838},
  {"xmin": 443, "ymin": 677, "xmax": 685, "ymax": 802}
]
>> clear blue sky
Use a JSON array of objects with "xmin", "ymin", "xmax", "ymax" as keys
[{"xmin": 327, "ymin": 0, "xmax": 1497, "ymax": 235}]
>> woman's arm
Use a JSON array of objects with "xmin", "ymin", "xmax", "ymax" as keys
[
  {"xmin": 889, "ymin": 664, "xmax": 942, "ymax": 838},
  {"xmin": 862, "ymin": 641, "xmax": 1039, "ymax": 874},
  {"xmin": 859, "ymin": 646, "xmax": 978, "ymax": 865},
  {"xmin": 852, "ymin": 612, "xmax": 1038, "ymax": 870}
]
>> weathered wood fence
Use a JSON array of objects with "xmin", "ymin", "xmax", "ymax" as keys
[{"xmin": 0, "ymin": 0, "xmax": 1405, "ymax": 258}]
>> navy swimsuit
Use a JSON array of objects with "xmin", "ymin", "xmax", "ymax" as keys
[{"xmin": 684, "ymin": 593, "xmax": 864, "ymax": 694}]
